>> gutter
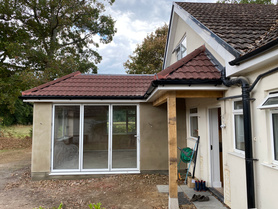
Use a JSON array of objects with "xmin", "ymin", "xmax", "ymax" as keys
[
  {"xmin": 229, "ymin": 38, "xmax": 278, "ymax": 66},
  {"xmin": 143, "ymin": 78, "xmax": 223, "ymax": 99},
  {"xmin": 20, "ymin": 95, "xmax": 145, "ymax": 100},
  {"xmin": 221, "ymin": 66, "xmax": 278, "ymax": 209}
]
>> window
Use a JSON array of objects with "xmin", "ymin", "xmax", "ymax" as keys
[
  {"xmin": 173, "ymin": 35, "xmax": 187, "ymax": 60},
  {"xmin": 233, "ymin": 100, "xmax": 245, "ymax": 152},
  {"xmin": 271, "ymin": 111, "xmax": 278, "ymax": 162},
  {"xmin": 260, "ymin": 92, "xmax": 278, "ymax": 163},
  {"xmin": 189, "ymin": 108, "xmax": 198, "ymax": 138},
  {"xmin": 259, "ymin": 92, "xmax": 278, "ymax": 109}
]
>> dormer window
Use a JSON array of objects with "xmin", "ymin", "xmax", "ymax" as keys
[{"xmin": 173, "ymin": 34, "xmax": 187, "ymax": 60}]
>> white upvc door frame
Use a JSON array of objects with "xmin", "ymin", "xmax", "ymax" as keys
[{"xmin": 50, "ymin": 103, "xmax": 140, "ymax": 175}]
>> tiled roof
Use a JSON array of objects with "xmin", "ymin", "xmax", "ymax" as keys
[
  {"xmin": 176, "ymin": 2, "xmax": 278, "ymax": 54},
  {"xmin": 22, "ymin": 72, "xmax": 154, "ymax": 98},
  {"xmin": 157, "ymin": 45, "xmax": 221, "ymax": 80}
]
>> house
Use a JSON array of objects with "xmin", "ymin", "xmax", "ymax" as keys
[{"xmin": 21, "ymin": 2, "xmax": 278, "ymax": 209}]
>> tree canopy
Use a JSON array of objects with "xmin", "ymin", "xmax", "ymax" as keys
[
  {"xmin": 124, "ymin": 24, "xmax": 168, "ymax": 74},
  {"xmin": 218, "ymin": 0, "xmax": 273, "ymax": 4},
  {"xmin": 0, "ymin": 0, "xmax": 116, "ymax": 125}
]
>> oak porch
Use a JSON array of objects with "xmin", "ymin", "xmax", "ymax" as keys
[{"xmin": 153, "ymin": 90, "xmax": 223, "ymax": 208}]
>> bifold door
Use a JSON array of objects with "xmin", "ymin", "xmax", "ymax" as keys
[{"xmin": 51, "ymin": 104, "xmax": 139, "ymax": 173}]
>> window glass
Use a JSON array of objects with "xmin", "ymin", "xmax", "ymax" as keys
[
  {"xmin": 264, "ymin": 97, "xmax": 278, "ymax": 106},
  {"xmin": 175, "ymin": 36, "xmax": 187, "ymax": 60},
  {"xmin": 272, "ymin": 113, "xmax": 278, "ymax": 161},
  {"xmin": 233, "ymin": 100, "xmax": 244, "ymax": 152},
  {"xmin": 53, "ymin": 106, "xmax": 80, "ymax": 170},
  {"xmin": 189, "ymin": 108, "xmax": 198, "ymax": 137},
  {"xmin": 234, "ymin": 101, "xmax": 243, "ymax": 110},
  {"xmin": 234, "ymin": 114, "xmax": 245, "ymax": 151}
]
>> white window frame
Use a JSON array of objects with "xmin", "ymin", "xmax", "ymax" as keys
[
  {"xmin": 51, "ymin": 103, "xmax": 140, "ymax": 175},
  {"xmin": 189, "ymin": 108, "xmax": 198, "ymax": 138},
  {"xmin": 173, "ymin": 34, "xmax": 187, "ymax": 61},
  {"xmin": 270, "ymin": 110, "xmax": 278, "ymax": 164},
  {"xmin": 259, "ymin": 92, "xmax": 278, "ymax": 109},
  {"xmin": 232, "ymin": 100, "xmax": 245, "ymax": 154}
]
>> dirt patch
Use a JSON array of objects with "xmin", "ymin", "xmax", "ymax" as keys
[
  {"xmin": 0, "ymin": 137, "xmax": 170, "ymax": 209},
  {"xmin": 2, "ymin": 167, "xmax": 169, "ymax": 209}
]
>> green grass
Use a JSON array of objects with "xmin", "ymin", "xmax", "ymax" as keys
[{"xmin": 1, "ymin": 125, "xmax": 32, "ymax": 138}]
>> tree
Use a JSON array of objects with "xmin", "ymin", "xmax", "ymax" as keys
[
  {"xmin": 124, "ymin": 24, "xmax": 168, "ymax": 74},
  {"xmin": 0, "ymin": 0, "xmax": 116, "ymax": 124},
  {"xmin": 218, "ymin": 0, "xmax": 273, "ymax": 4}
]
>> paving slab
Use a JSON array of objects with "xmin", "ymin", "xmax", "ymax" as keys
[{"xmin": 157, "ymin": 185, "xmax": 228, "ymax": 209}]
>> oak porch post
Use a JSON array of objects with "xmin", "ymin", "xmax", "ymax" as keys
[{"xmin": 167, "ymin": 91, "xmax": 178, "ymax": 208}]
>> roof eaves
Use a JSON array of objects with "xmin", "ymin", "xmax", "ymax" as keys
[
  {"xmin": 22, "ymin": 71, "xmax": 81, "ymax": 96},
  {"xmin": 229, "ymin": 38, "xmax": 278, "ymax": 66}
]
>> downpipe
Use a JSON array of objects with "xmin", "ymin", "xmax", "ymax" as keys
[{"xmin": 221, "ymin": 70, "xmax": 256, "ymax": 209}]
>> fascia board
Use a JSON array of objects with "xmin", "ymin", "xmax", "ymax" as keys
[
  {"xmin": 163, "ymin": 3, "xmax": 177, "ymax": 69},
  {"xmin": 146, "ymin": 84, "xmax": 228, "ymax": 102},
  {"xmin": 226, "ymin": 47, "xmax": 278, "ymax": 77},
  {"xmin": 173, "ymin": 3, "xmax": 237, "ymax": 64},
  {"xmin": 23, "ymin": 99, "xmax": 146, "ymax": 103}
]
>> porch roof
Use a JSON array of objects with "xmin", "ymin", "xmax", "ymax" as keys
[{"xmin": 156, "ymin": 45, "xmax": 221, "ymax": 81}]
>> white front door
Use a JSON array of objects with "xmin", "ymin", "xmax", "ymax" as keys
[{"xmin": 209, "ymin": 108, "xmax": 222, "ymax": 188}]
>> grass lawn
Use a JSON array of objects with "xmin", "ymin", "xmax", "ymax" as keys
[{"xmin": 0, "ymin": 125, "xmax": 32, "ymax": 138}]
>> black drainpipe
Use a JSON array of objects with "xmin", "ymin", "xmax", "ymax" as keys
[
  {"xmin": 221, "ymin": 70, "xmax": 255, "ymax": 209},
  {"xmin": 221, "ymin": 66, "xmax": 278, "ymax": 209}
]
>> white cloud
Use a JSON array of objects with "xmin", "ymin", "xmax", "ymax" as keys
[{"xmin": 96, "ymin": 0, "xmax": 217, "ymax": 74}]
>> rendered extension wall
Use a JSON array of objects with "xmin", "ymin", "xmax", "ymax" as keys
[
  {"xmin": 32, "ymin": 103, "xmax": 52, "ymax": 179},
  {"xmin": 140, "ymin": 99, "xmax": 187, "ymax": 172},
  {"xmin": 31, "ymin": 100, "xmax": 187, "ymax": 179}
]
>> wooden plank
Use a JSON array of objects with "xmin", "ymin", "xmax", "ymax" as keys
[
  {"xmin": 176, "ymin": 90, "xmax": 223, "ymax": 98},
  {"xmin": 167, "ymin": 91, "xmax": 178, "ymax": 199},
  {"xmin": 153, "ymin": 93, "xmax": 168, "ymax": 107}
]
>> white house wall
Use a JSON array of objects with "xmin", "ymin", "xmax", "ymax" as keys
[{"xmin": 184, "ymin": 59, "xmax": 278, "ymax": 208}]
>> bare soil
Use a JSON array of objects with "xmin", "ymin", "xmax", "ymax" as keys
[{"xmin": 0, "ymin": 137, "xmax": 170, "ymax": 209}]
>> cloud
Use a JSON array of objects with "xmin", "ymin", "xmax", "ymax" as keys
[
  {"xmin": 97, "ymin": 1, "xmax": 171, "ymax": 74},
  {"xmin": 96, "ymin": 0, "xmax": 218, "ymax": 74}
]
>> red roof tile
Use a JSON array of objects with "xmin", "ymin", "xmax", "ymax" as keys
[
  {"xmin": 176, "ymin": 2, "xmax": 278, "ymax": 54},
  {"xmin": 22, "ymin": 73, "xmax": 154, "ymax": 98},
  {"xmin": 157, "ymin": 45, "xmax": 221, "ymax": 80}
]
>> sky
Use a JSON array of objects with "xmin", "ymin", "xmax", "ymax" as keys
[
  {"xmin": 95, "ymin": 0, "xmax": 277, "ymax": 74},
  {"xmin": 96, "ymin": 0, "xmax": 217, "ymax": 74}
]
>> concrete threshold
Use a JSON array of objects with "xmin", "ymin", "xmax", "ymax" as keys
[{"xmin": 157, "ymin": 185, "xmax": 229, "ymax": 209}]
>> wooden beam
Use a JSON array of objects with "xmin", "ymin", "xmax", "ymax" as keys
[
  {"xmin": 167, "ymin": 91, "xmax": 178, "ymax": 199},
  {"xmin": 176, "ymin": 90, "xmax": 223, "ymax": 98},
  {"xmin": 153, "ymin": 93, "xmax": 168, "ymax": 107}
]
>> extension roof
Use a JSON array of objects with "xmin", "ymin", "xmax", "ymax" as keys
[
  {"xmin": 21, "ymin": 46, "xmax": 223, "ymax": 100},
  {"xmin": 156, "ymin": 45, "xmax": 221, "ymax": 82},
  {"xmin": 176, "ymin": 2, "xmax": 278, "ymax": 54},
  {"xmin": 21, "ymin": 72, "xmax": 154, "ymax": 99}
]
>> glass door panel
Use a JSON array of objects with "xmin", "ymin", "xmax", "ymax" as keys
[
  {"xmin": 83, "ymin": 106, "xmax": 109, "ymax": 169},
  {"xmin": 112, "ymin": 106, "xmax": 137, "ymax": 169},
  {"xmin": 53, "ymin": 106, "xmax": 80, "ymax": 170}
]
